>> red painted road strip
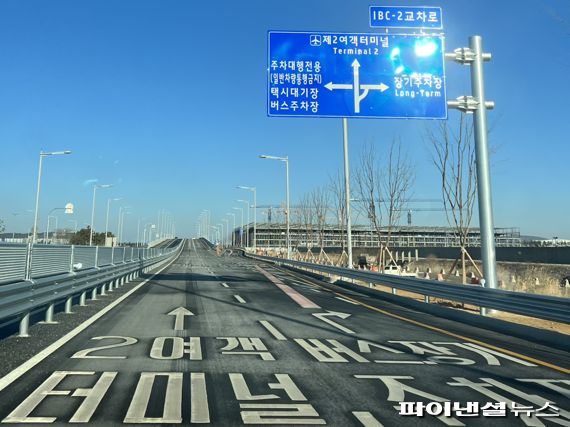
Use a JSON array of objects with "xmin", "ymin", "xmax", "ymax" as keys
[{"xmin": 255, "ymin": 265, "xmax": 320, "ymax": 309}]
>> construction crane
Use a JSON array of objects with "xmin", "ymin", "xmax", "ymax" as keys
[{"xmin": 404, "ymin": 208, "xmax": 447, "ymax": 226}]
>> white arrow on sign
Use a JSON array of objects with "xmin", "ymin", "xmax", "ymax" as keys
[
  {"xmin": 325, "ymin": 82, "xmax": 353, "ymax": 91},
  {"xmin": 324, "ymin": 58, "xmax": 390, "ymax": 114},
  {"xmin": 312, "ymin": 311, "xmax": 355, "ymax": 334},
  {"xmin": 325, "ymin": 82, "xmax": 389, "ymax": 92},
  {"xmin": 167, "ymin": 307, "xmax": 194, "ymax": 331}
]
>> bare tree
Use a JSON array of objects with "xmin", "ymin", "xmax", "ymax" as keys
[
  {"xmin": 354, "ymin": 139, "xmax": 415, "ymax": 269},
  {"xmin": 383, "ymin": 138, "xmax": 415, "ymax": 254},
  {"xmin": 426, "ymin": 114, "xmax": 476, "ymax": 284},
  {"xmin": 354, "ymin": 142, "xmax": 383, "ymax": 265},
  {"xmin": 311, "ymin": 186, "xmax": 330, "ymax": 263},
  {"xmin": 328, "ymin": 170, "xmax": 347, "ymax": 264},
  {"xmin": 296, "ymin": 192, "xmax": 315, "ymax": 260}
]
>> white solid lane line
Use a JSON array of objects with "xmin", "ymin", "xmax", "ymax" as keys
[
  {"xmin": 259, "ymin": 320, "xmax": 288, "ymax": 341},
  {"xmin": 233, "ymin": 295, "xmax": 246, "ymax": 304},
  {"xmin": 0, "ymin": 250, "xmax": 183, "ymax": 393}
]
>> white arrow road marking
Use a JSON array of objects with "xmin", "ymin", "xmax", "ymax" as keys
[
  {"xmin": 167, "ymin": 307, "xmax": 194, "ymax": 331},
  {"xmin": 312, "ymin": 311, "xmax": 355, "ymax": 334}
]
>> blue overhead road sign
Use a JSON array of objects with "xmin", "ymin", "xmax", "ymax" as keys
[
  {"xmin": 370, "ymin": 6, "xmax": 443, "ymax": 29},
  {"xmin": 268, "ymin": 31, "xmax": 447, "ymax": 119}
]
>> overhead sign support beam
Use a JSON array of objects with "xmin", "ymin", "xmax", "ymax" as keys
[{"xmin": 447, "ymin": 36, "xmax": 497, "ymax": 314}]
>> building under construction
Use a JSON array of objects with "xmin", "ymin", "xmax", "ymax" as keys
[{"xmin": 235, "ymin": 223, "xmax": 522, "ymax": 249}]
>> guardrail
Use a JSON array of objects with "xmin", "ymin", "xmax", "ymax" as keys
[
  {"xmin": 0, "ymin": 240, "xmax": 184, "ymax": 337},
  {"xmin": 0, "ymin": 243, "xmax": 171, "ymax": 284},
  {"xmin": 248, "ymin": 254, "xmax": 570, "ymax": 324}
]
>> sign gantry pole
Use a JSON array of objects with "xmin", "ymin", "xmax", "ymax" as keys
[
  {"xmin": 342, "ymin": 118, "xmax": 353, "ymax": 269},
  {"xmin": 446, "ymin": 35, "xmax": 497, "ymax": 315},
  {"xmin": 469, "ymin": 36, "xmax": 497, "ymax": 295}
]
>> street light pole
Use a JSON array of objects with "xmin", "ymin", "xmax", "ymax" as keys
[
  {"xmin": 342, "ymin": 118, "xmax": 353, "ymax": 268},
  {"xmin": 259, "ymin": 154, "xmax": 290, "ymax": 259},
  {"xmin": 120, "ymin": 211, "xmax": 131, "ymax": 243},
  {"xmin": 237, "ymin": 186, "xmax": 256, "ymax": 253},
  {"xmin": 221, "ymin": 219, "xmax": 229, "ymax": 247},
  {"xmin": 117, "ymin": 206, "xmax": 130, "ymax": 245},
  {"xmin": 45, "ymin": 215, "xmax": 56, "ymax": 243},
  {"xmin": 227, "ymin": 212, "xmax": 236, "ymax": 246},
  {"xmin": 233, "ymin": 207, "xmax": 244, "ymax": 247},
  {"xmin": 105, "ymin": 197, "xmax": 122, "ymax": 245},
  {"xmin": 89, "ymin": 184, "xmax": 113, "ymax": 246},
  {"xmin": 31, "ymin": 150, "xmax": 72, "ymax": 244},
  {"xmin": 237, "ymin": 200, "xmax": 250, "ymax": 248}
]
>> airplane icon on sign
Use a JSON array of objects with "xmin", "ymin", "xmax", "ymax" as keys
[{"xmin": 309, "ymin": 35, "xmax": 322, "ymax": 46}]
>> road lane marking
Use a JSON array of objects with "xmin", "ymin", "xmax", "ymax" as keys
[
  {"xmin": 190, "ymin": 373, "xmax": 210, "ymax": 423},
  {"xmin": 335, "ymin": 296, "xmax": 360, "ymax": 305},
  {"xmin": 259, "ymin": 320, "xmax": 288, "ymax": 341},
  {"xmin": 71, "ymin": 336, "xmax": 137, "ymax": 359},
  {"xmin": 312, "ymin": 311, "xmax": 355, "ymax": 334},
  {"xmin": 284, "ymin": 271, "xmax": 570, "ymax": 375},
  {"xmin": 2, "ymin": 371, "xmax": 117, "ymax": 423},
  {"xmin": 353, "ymin": 411, "xmax": 384, "ymax": 427},
  {"xmin": 0, "ymin": 249, "xmax": 183, "ymax": 393},
  {"xmin": 221, "ymin": 282, "xmax": 230, "ymax": 288},
  {"xmin": 124, "ymin": 373, "xmax": 183, "ymax": 423},
  {"xmin": 255, "ymin": 265, "xmax": 320, "ymax": 309},
  {"xmin": 167, "ymin": 307, "xmax": 194, "ymax": 331},
  {"xmin": 234, "ymin": 295, "xmax": 246, "ymax": 304}
]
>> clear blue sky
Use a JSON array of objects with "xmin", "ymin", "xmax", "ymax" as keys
[{"xmin": 1, "ymin": 0, "xmax": 569, "ymax": 240}]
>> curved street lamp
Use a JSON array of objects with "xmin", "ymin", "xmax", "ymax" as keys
[
  {"xmin": 89, "ymin": 184, "xmax": 113, "ymax": 246},
  {"xmin": 259, "ymin": 154, "xmax": 290, "ymax": 258},
  {"xmin": 32, "ymin": 150, "xmax": 72, "ymax": 244},
  {"xmin": 237, "ymin": 186, "xmax": 256, "ymax": 252}
]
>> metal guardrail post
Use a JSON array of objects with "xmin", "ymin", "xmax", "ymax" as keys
[
  {"xmin": 45, "ymin": 303, "xmax": 56, "ymax": 324},
  {"xmin": 123, "ymin": 248, "xmax": 126, "ymax": 264},
  {"xmin": 19, "ymin": 313, "xmax": 30, "ymax": 337},
  {"xmin": 91, "ymin": 286, "xmax": 98, "ymax": 300},
  {"xmin": 65, "ymin": 296, "xmax": 73, "ymax": 313},
  {"xmin": 94, "ymin": 246, "xmax": 99, "ymax": 268},
  {"xmin": 111, "ymin": 246, "xmax": 115, "ymax": 265},
  {"xmin": 80, "ymin": 291, "xmax": 87, "ymax": 306}
]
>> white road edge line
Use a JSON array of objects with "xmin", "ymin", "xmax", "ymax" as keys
[
  {"xmin": 0, "ymin": 248, "xmax": 184, "ymax": 393},
  {"xmin": 233, "ymin": 295, "xmax": 246, "ymax": 304},
  {"xmin": 259, "ymin": 320, "xmax": 288, "ymax": 341},
  {"xmin": 335, "ymin": 296, "xmax": 360, "ymax": 305}
]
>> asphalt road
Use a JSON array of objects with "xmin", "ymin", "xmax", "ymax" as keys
[{"xmin": 0, "ymin": 239, "xmax": 568, "ymax": 426}]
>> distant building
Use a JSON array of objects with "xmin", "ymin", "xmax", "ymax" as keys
[{"xmin": 234, "ymin": 223, "xmax": 522, "ymax": 249}]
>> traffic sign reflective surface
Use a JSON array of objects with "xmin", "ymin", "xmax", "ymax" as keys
[
  {"xmin": 369, "ymin": 6, "xmax": 443, "ymax": 29},
  {"xmin": 268, "ymin": 31, "xmax": 447, "ymax": 119}
]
